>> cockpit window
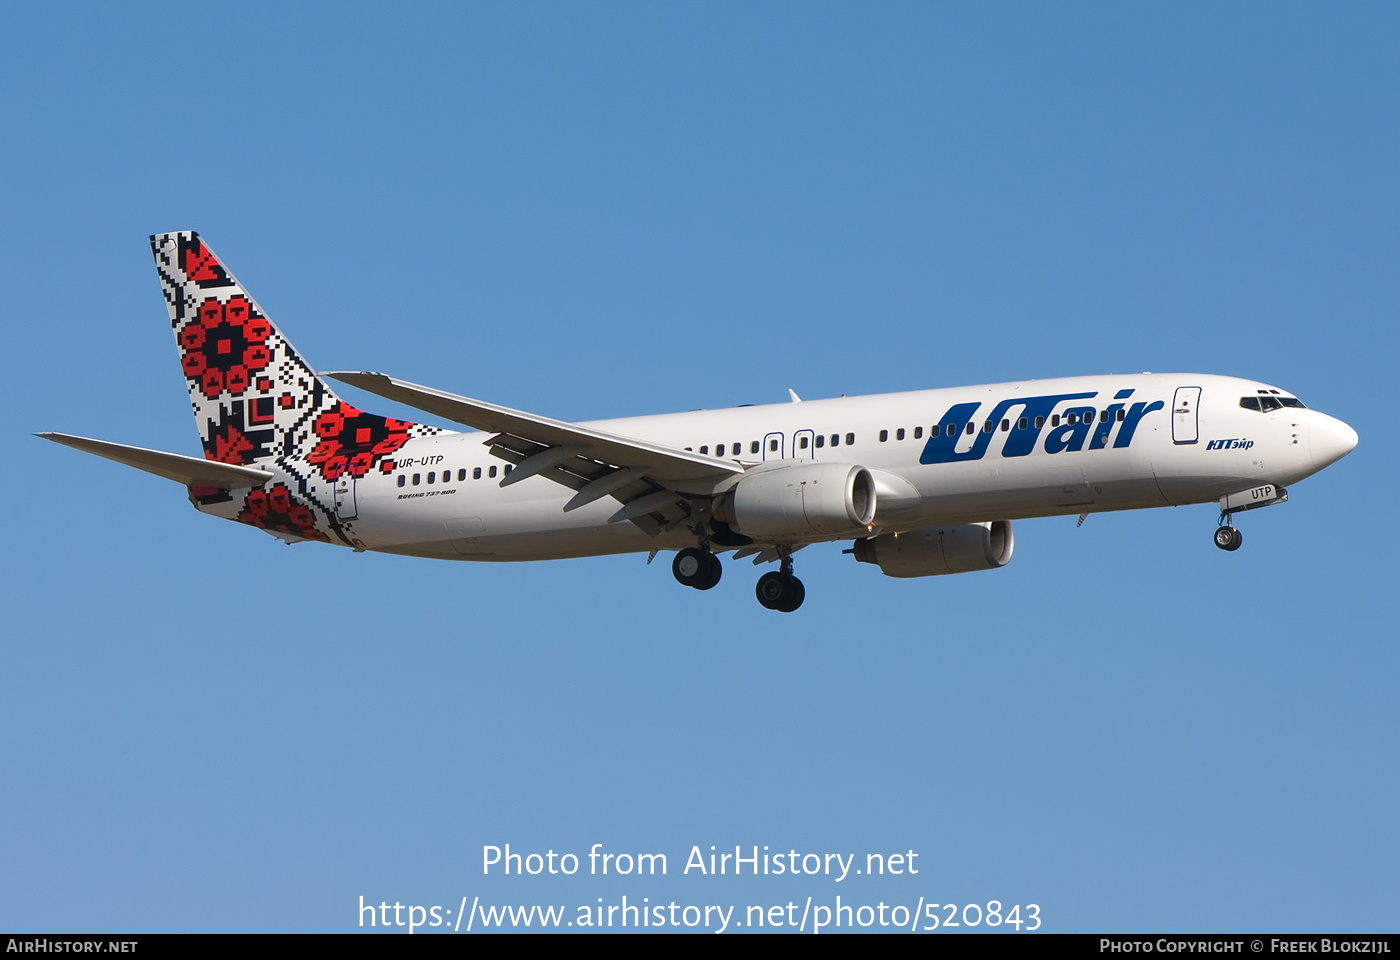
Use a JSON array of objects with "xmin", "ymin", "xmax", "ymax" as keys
[{"xmin": 1241, "ymin": 395, "xmax": 1305, "ymax": 412}]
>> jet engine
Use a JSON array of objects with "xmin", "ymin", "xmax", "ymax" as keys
[
  {"xmin": 852, "ymin": 520, "xmax": 1014, "ymax": 578},
  {"xmin": 712, "ymin": 463, "xmax": 877, "ymax": 540}
]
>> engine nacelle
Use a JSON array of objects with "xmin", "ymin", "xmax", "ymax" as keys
[
  {"xmin": 713, "ymin": 462, "xmax": 877, "ymax": 540},
  {"xmin": 852, "ymin": 520, "xmax": 1014, "ymax": 578}
]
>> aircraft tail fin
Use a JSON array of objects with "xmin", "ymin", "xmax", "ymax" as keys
[{"xmin": 150, "ymin": 232, "xmax": 443, "ymax": 479}]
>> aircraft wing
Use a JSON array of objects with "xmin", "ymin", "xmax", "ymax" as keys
[
  {"xmin": 38, "ymin": 433, "xmax": 274, "ymax": 488},
  {"xmin": 327, "ymin": 372, "xmax": 743, "ymax": 531}
]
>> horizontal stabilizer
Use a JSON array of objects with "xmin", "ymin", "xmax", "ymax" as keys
[
  {"xmin": 327, "ymin": 372, "xmax": 742, "ymax": 483},
  {"xmin": 37, "ymin": 433, "xmax": 273, "ymax": 488}
]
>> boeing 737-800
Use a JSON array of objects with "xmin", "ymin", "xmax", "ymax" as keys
[{"xmin": 40, "ymin": 232, "xmax": 1358, "ymax": 612}]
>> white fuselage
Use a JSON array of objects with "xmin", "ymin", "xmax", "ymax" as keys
[{"xmin": 329, "ymin": 373, "xmax": 1354, "ymax": 561}]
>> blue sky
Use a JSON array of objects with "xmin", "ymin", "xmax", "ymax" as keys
[{"xmin": 2, "ymin": 3, "xmax": 1396, "ymax": 933}]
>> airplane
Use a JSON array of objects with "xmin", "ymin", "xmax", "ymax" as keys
[{"xmin": 40, "ymin": 232, "xmax": 1359, "ymax": 612}]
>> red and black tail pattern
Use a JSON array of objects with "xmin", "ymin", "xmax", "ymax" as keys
[{"xmin": 150, "ymin": 231, "xmax": 445, "ymax": 545}]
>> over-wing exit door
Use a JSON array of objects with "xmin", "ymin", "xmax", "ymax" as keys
[{"xmin": 762, "ymin": 432, "xmax": 785, "ymax": 461}]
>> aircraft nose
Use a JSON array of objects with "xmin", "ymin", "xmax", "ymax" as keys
[{"xmin": 1309, "ymin": 413, "xmax": 1359, "ymax": 471}]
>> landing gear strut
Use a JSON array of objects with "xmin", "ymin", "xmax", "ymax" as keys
[{"xmin": 755, "ymin": 547, "xmax": 804, "ymax": 612}]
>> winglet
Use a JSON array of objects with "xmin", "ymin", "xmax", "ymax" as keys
[{"xmin": 788, "ymin": 389, "xmax": 802, "ymax": 403}]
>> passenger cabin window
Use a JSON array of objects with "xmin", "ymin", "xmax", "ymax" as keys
[
  {"xmin": 699, "ymin": 446, "xmax": 708, "ymax": 455},
  {"xmin": 799, "ymin": 436, "xmax": 809, "ymax": 449},
  {"xmin": 1035, "ymin": 416, "xmax": 1045, "ymax": 429},
  {"xmin": 397, "ymin": 475, "xmax": 406, "ymax": 487},
  {"xmin": 816, "ymin": 435, "xmax": 825, "ymax": 448},
  {"xmin": 1000, "ymin": 419, "xmax": 1009, "ymax": 432},
  {"xmin": 489, "ymin": 465, "xmax": 497, "ymax": 478},
  {"xmin": 427, "ymin": 472, "xmax": 435, "ymax": 483},
  {"xmin": 1116, "ymin": 409, "xmax": 1125, "ymax": 421},
  {"xmin": 879, "ymin": 430, "xmax": 888, "ymax": 442},
  {"xmin": 716, "ymin": 444, "xmax": 725, "ymax": 456},
  {"xmin": 769, "ymin": 439, "xmax": 779, "ymax": 452},
  {"xmin": 459, "ymin": 469, "xmax": 467, "ymax": 481},
  {"xmin": 1018, "ymin": 417, "xmax": 1028, "ymax": 430},
  {"xmin": 845, "ymin": 432, "xmax": 855, "ymax": 445},
  {"xmin": 896, "ymin": 428, "xmax": 905, "ymax": 440},
  {"xmin": 412, "ymin": 473, "xmax": 421, "ymax": 485},
  {"xmin": 750, "ymin": 441, "xmax": 760, "ymax": 454},
  {"xmin": 473, "ymin": 466, "xmax": 482, "ymax": 479},
  {"xmin": 914, "ymin": 426, "xmax": 923, "ymax": 439},
  {"xmin": 964, "ymin": 423, "xmax": 975, "ymax": 436}
]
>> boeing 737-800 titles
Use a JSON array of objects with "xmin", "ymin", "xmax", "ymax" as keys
[{"xmin": 41, "ymin": 232, "xmax": 1358, "ymax": 611}]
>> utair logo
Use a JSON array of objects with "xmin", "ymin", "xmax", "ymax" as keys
[
  {"xmin": 919, "ymin": 388, "xmax": 1165, "ymax": 465},
  {"xmin": 1206, "ymin": 438, "xmax": 1254, "ymax": 451}
]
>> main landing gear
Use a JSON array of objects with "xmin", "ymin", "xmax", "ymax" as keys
[
  {"xmin": 672, "ymin": 541, "xmax": 806, "ymax": 612},
  {"xmin": 755, "ymin": 548, "xmax": 804, "ymax": 613},
  {"xmin": 673, "ymin": 546, "xmax": 722, "ymax": 590}
]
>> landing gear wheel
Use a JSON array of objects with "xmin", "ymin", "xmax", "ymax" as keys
[
  {"xmin": 673, "ymin": 548, "xmax": 722, "ymax": 590},
  {"xmin": 756, "ymin": 571, "xmax": 805, "ymax": 612},
  {"xmin": 698, "ymin": 552, "xmax": 721, "ymax": 589},
  {"xmin": 1213, "ymin": 526, "xmax": 1243, "ymax": 551},
  {"xmin": 781, "ymin": 576, "xmax": 805, "ymax": 613}
]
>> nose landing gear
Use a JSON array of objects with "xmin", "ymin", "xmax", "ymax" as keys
[
  {"xmin": 1212, "ymin": 484, "xmax": 1287, "ymax": 551},
  {"xmin": 1213, "ymin": 524, "xmax": 1243, "ymax": 551}
]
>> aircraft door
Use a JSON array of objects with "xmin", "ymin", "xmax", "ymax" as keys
[
  {"xmin": 762, "ymin": 431, "xmax": 785, "ymax": 461},
  {"xmin": 793, "ymin": 429, "xmax": 815, "ymax": 459},
  {"xmin": 1172, "ymin": 386, "xmax": 1201, "ymax": 444},
  {"xmin": 334, "ymin": 475, "xmax": 358, "ymax": 520}
]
